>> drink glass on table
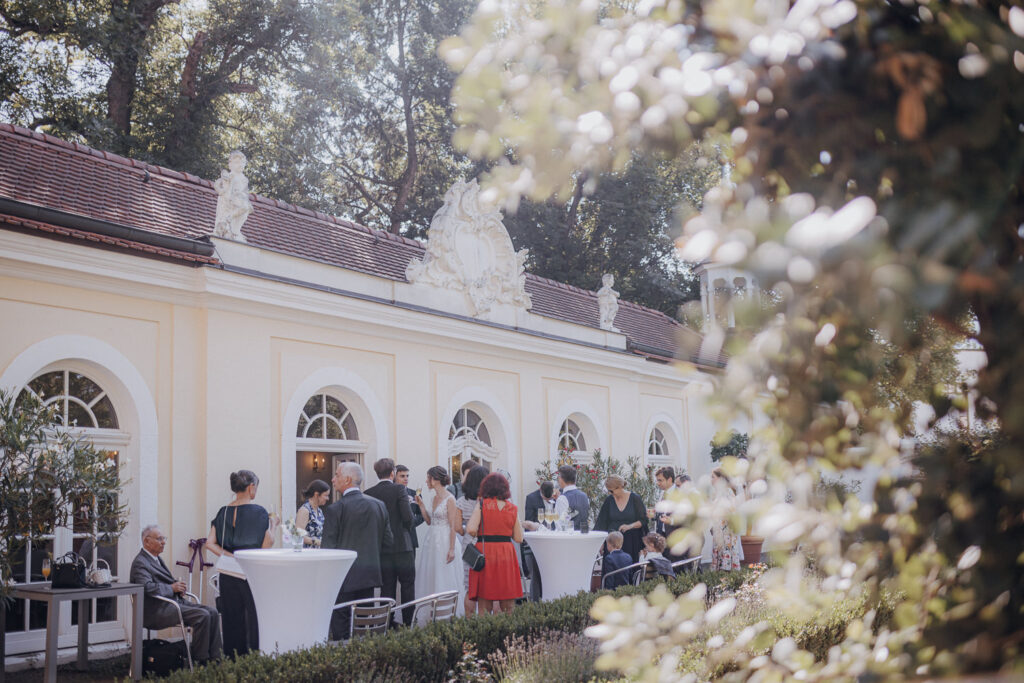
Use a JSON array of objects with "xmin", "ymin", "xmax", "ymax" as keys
[{"xmin": 41, "ymin": 557, "xmax": 51, "ymax": 580}]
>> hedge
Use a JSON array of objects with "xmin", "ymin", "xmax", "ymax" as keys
[{"xmin": 152, "ymin": 569, "xmax": 895, "ymax": 682}]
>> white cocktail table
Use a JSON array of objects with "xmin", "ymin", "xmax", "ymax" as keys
[
  {"xmin": 523, "ymin": 530, "xmax": 607, "ymax": 600},
  {"xmin": 234, "ymin": 548, "xmax": 356, "ymax": 653}
]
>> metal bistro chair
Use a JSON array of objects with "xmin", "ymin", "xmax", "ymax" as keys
[
  {"xmin": 601, "ymin": 561, "xmax": 648, "ymax": 589},
  {"xmin": 430, "ymin": 590, "xmax": 459, "ymax": 623},
  {"xmin": 391, "ymin": 589, "xmax": 460, "ymax": 627},
  {"xmin": 671, "ymin": 557, "xmax": 701, "ymax": 576},
  {"xmin": 332, "ymin": 597, "xmax": 396, "ymax": 640},
  {"xmin": 149, "ymin": 591, "xmax": 200, "ymax": 672},
  {"xmin": 391, "ymin": 593, "xmax": 439, "ymax": 627}
]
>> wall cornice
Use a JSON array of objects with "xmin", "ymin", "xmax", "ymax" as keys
[{"xmin": 0, "ymin": 230, "xmax": 711, "ymax": 385}]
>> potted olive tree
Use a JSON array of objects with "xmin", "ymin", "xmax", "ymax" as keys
[
  {"xmin": 0, "ymin": 389, "xmax": 129, "ymax": 600},
  {"xmin": 710, "ymin": 431, "xmax": 762, "ymax": 565}
]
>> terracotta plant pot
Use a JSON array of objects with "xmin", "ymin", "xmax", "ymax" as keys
[{"xmin": 740, "ymin": 535, "xmax": 764, "ymax": 566}]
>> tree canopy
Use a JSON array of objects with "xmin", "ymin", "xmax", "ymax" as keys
[
  {"xmin": 444, "ymin": 0, "xmax": 1023, "ymax": 678},
  {"xmin": 0, "ymin": 0, "xmax": 722, "ymax": 317}
]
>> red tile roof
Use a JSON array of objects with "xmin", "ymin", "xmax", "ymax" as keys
[{"xmin": 0, "ymin": 123, "xmax": 715, "ymax": 365}]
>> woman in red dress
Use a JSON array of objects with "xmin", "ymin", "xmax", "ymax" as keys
[{"xmin": 466, "ymin": 472, "xmax": 524, "ymax": 614}]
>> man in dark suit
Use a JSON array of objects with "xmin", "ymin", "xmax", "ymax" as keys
[
  {"xmin": 395, "ymin": 464, "xmax": 425, "ymax": 555},
  {"xmin": 321, "ymin": 461, "xmax": 393, "ymax": 640},
  {"xmin": 522, "ymin": 481, "xmax": 555, "ymax": 601},
  {"xmin": 654, "ymin": 466, "xmax": 688, "ymax": 562},
  {"xmin": 129, "ymin": 525, "xmax": 222, "ymax": 662},
  {"xmin": 365, "ymin": 458, "xmax": 416, "ymax": 626}
]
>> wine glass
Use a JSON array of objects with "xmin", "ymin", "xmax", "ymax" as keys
[{"xmin": 41, "ymin": 557, "xmax": 51, "ymax": 581}]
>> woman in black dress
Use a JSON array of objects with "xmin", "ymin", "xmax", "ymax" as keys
[
  {"xmin": 205, "ymin": 469, "xmax": 277, "ymax": 657},
  {"xmin": 594, "ymin": 475, "xmax": 649, "ymax": 563}
]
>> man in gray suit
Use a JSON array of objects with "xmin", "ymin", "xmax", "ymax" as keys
[
  {"xmin": 129, "ymin": 525, "xmax": 222, "ymax": 662},
  {"xmin": 321, "ymin": 461, "xmax": 393, "ymax": 640}
]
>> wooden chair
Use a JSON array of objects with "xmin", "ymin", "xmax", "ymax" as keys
[
  {"xmin": 430, "ymin": 590, "xmax": 459, "ymax": 623},
  {"xmin": 148, "ymin": 591, "xmax": 200, "ymax": 672},
  {"xmin": 332, "ymin": 597, "xmax": 396, "ymax": 640}
]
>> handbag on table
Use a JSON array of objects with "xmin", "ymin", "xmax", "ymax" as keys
[{"xmin": 51, "ymin": 552, "xmax": 88, "ymax": 589}]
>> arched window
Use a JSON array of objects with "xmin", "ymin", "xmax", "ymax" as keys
[
  {"xmin": 449, "ymin": 407, "xmax": 490, "ymax": 445},
  {"xmin": 647, "ymin": 427, "xmax": 669, "ymax": 458},
  {"xmin": 558, "ymin": 418, "xmax": 587, "ymax": 453},
  {"xmin": 296, "ymin": 393, "xmax": 358, "ymax": 440},
  {"xmin": 448, "ymin": 406, "xmax": 499, "ymax": 475},
  {"xmin": 20, "ymin": 370, "xmax": 119, "ymax": 429},
  {"xmin": 10, "ymin": 369, "xmax": 126, "ymax": 644}
]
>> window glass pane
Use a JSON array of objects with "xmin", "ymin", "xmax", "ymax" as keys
[
  {"xmin": 448, "ymin": 424, "xmax": 457, "ymax": 440},
  {"xmin": 296, "ymin": 413, "xmax": 308, "ymax": 438},
  {"xmin": 67, "ymin": 400, "xmax": 94, "ymax": 428},
  {"xmin": 654, "ymin": 428, "xmax": 663, "ymax": 442},
  {"xmin": 466, "ymin": 409, "xmax": 480, "ymax": 430},
  {"xmin": 91, "ymin": 395, "xmax": 119, "ymax": 429},
  {"xmin": 28, "ymin": 371, "xmax": 63, "ymax": 401},
  {"xmin": 68, "ymin": 373, "xmax": 102, "ymax": 403},
  {"xmin": 308, "ymin": 417, "xmax": 324, "ymax": 439},
  {"xmin": 324, "ymin": 417, "xmax": 343, "ymax": 440},
  {"xmin": 453, "ymin": 409, "xmax": 466, "ymax": 430},
  {"xmin": 477, "ymin": 422, "xmax": 491, "ymax": 446},
  {"xmin": 325, "ymin": 396, "xmax": 346, "ymax": 420},
  {"xmin": 4, "ymin": 592, "xmax": 25, "ymax": 632},
  {"xmin": 342, "ymin": 413, "xmax": 358, "ymax": 441},
  {"xmin": 303, "ymin": 395, "xmax": 320, "ymax": 418},
  {"xmin": 577, "ymin": 433, "xmax": 586, "ymax": 452}
]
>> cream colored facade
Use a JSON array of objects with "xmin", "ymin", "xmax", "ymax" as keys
[{"xmin": 0, "ymin": 135, "xmax": 756, "ymax": 655}]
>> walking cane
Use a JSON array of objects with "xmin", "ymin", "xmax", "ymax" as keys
[{"xmin": 176, "ymin": 538, "xmax": 214, "ymax": 602}]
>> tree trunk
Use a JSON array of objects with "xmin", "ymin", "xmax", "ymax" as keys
[
  {"xmin": 106, "ymin": 52, "xmax": 139, "ymax": 137},
  {"xmin": 388, "ymin": 2, "xmax": 417, "ymax": 235}
]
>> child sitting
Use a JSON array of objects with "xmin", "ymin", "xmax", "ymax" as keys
[
  {"xmin": 641, "ymin": 533, "xmax": 675, "ymax": 580},
  {"xmin": 601, "ymin": 531, "xmax": 634, "ymax": 589}
]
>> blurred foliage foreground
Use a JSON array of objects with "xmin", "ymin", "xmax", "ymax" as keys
[{"xmin": 444, "ymin": 0, "xmax": 1024, "ymax": 679}]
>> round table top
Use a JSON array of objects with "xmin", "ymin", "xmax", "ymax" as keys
[
  {"xmin": 523, "ymin": 530, "xmax": 608, "ymax": 542},
  {"xmin": 234, "ymin": 548, "xmax": 357, "ymax": 564}
]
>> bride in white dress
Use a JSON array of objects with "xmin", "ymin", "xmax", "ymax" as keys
[{"xmin": 414, "ymin": 465, "xmax": 465, "ymax": 619}]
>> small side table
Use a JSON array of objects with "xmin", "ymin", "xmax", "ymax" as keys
[{"xmin": 0, "ymin": 582, "xmax": 144, "ymax": 683}]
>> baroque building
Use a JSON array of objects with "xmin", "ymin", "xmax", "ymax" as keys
[{"xmin": 0, "ymin": 124, "xmax": 744, "ymax": 654}]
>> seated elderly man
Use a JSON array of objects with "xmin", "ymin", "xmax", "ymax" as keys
[{"xmin": 129, "ymin": 525, "xmax": 223, "ymax": 663}]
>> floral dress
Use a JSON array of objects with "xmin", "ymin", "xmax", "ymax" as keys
[
  {"xmin": 301, "ymin": 500, "xmax": 324, "ymax": 542},
  {"xmin": 710, "ymin": 488, "xmax": 741, "ymax": 571}
]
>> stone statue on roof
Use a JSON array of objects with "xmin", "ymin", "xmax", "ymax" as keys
[
  {"xmin": 213, "ymin": 150, "xmax": 252, "ymax": 242},
  {"xmin": 597, "ymin": 273, "xmax": 620, "ymax": 332}
]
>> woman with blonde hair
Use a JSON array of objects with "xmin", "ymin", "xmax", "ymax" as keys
[{"xmin": 594, "ymin": 474, "xmax": 648, "ymax": 563}]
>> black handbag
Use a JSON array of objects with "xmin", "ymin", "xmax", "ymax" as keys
[
  {"xmin": 143, "ymin": 638, "xmax": 187, "ymax": 676},
  {"xmin": 462, "ymin": 504, "xmax": 485, "ymax": 572},
  {"xmin": 50, "ymin": 552, "xmax": 88, "ymax": 589}
]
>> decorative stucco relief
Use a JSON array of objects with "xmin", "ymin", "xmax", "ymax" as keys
[{"xmin": 406, "ymin": 179, "xmax": 532, "ymax": 318}]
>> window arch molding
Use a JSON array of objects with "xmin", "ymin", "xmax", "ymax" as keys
[
  {"xmin": 281, "ymin": 367, "xmax": 389, "ymax": 516},
  {"xmin": 642, "ymin": 413, "xmax": 684, "ymax": 467},
  {"xmin": 550, "ymin": 399, "xmax": 606, "ymax": 464},
  {"xmin": 0, "ymin": 334, "xmax": 155, "ymax": 524},
  {"xmin": 437, "ymin": 386, "xmax": 517, "ymax": 492}
]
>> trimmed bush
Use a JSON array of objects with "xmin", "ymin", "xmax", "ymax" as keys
[{"xmin": 152, "ymin": 569, "xmax": 887, "ymax": 682}]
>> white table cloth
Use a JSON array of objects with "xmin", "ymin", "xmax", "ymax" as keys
[
  {"xmin": 523, "ymin": 530, "xmax": 608, "ymax": 600},
  {"xmin": 234, "ymin": 548, "xmax": 356, "ymax": 653}
]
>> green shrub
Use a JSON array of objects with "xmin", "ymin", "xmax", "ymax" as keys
[
  {"xmin": 154, "ymin": 571, "xmax": 744, "ymax": 683},
  {"xmin": 488, "ymin": 630, "xmax": 606, "ymax": 682}
]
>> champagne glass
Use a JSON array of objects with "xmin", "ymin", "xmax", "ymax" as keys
[{"xmin": 41, "ymin": 557, "xmax": 51, "ymax": 581}]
